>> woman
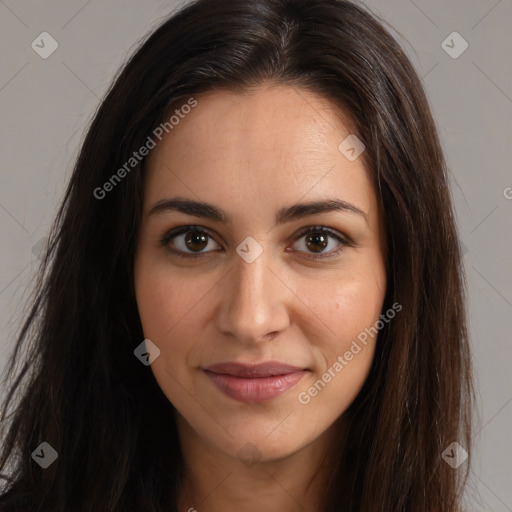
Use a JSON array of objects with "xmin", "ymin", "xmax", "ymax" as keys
[{"xmin": 0, "ymin": 0, "xmax": 475, "ymax": 510}]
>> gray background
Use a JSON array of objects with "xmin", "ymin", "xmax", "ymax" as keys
[{"xmin": 0, "ymin": 0, "xmax": 510, "ymax": 509}]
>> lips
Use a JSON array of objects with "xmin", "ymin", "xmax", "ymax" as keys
[
  {"xmin": 205, "ymin": 361, "xmax": 305, "ymax": 377},
  {"xmin": 203, "ymin": 361, "xmax": 308, "ymax": 403}
]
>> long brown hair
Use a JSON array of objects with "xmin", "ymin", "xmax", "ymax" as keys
[{"xmin": 0, "ymin": 0, "xmax": 475, "ymax": 510}]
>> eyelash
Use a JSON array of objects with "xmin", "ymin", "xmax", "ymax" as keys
[{"xmin": 160, "ymin": 225, "xmax": 353, "ymax": 261}]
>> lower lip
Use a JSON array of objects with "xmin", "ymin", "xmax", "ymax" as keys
[{"xmin": 204, "ymin": 370, "xmax": 308, "ymax": 403}]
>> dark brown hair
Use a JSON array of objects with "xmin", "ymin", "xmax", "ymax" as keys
[{"xmin": 0, "ymin": 0, "xmax": 475, "ymax": 510}]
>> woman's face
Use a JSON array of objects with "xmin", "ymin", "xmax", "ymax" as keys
[{"xmin": 134, "ymin": 84, "xmax": 387, "ymax": 463}]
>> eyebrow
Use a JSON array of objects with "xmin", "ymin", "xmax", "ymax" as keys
[{"xmin": 147, "ymin": 196, "xmax": 369, "ymax": 226}]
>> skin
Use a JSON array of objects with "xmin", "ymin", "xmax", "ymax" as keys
[{"xmin": 134, "ymin": 83, "xmax": 387, "ymax": 511}]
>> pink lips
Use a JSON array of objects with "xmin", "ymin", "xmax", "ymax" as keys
[{"xmin": 203, "ymin": 361, "xmax": 308, "ymax": 403}]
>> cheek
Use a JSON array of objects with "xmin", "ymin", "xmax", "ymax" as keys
[
  {"xmin": 329, "ymin": 284, "xmax": 384, "ymax": 346},
  {"xmin": 134, "ymin": 255, "xmax": 208, "ymax": 341},
  {"xmin": 134, "ymin": 262, "xmax": 209, "ymax": 409},
  {"xmin": 292, "ymin": 266, "xmax": 385, "ymax": 408},
  {"xmin": 295, "ymin": 264, "xmax": 386, "ymax": 353},
  {"xmin": 133, "ymin": 255, "xmax": 199, "ymax": 378}
]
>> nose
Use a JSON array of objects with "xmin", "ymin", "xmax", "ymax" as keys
[{"xmin": 215, "ymin": 248, "xmax": 291, "ymax": 345}]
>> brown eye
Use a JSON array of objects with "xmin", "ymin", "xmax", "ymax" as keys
[
  {"xmin": 291, "ymin": 226, "xmax": 351, "ymax": 260},
  {"xmin": 160, "ymin": 225, "xmax": 351, "ymax": 261},
  {"xmin": 160, "ymin": 226, "xmax": 221, "ymax": 258}
]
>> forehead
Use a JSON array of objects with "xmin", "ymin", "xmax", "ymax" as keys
[{"xmin": 144, "ymin": 84, "xmax": 378, "ymax": 224}]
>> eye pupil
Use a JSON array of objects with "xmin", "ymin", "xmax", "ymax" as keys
[
  {"xmin": 306, "ymin": 233, "xmax": 328, "ymax": 253},
  {"xmin": 185, "ymin": 231, "xmax": 208, "ymax": 251}
]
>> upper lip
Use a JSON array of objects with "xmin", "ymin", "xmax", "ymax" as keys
[{"xmin": 204, "ymin": 361, "xmax": 306, "ymax": 378}]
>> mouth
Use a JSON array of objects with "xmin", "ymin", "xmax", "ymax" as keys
[{"xmin": 203, "ymin": 361, "xmax": 309, "ymax": 403}]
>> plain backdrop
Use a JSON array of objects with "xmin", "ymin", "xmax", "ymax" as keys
[{"xmin": 0, "ymin": 0, "xmax": 511, "ymax": 510}]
